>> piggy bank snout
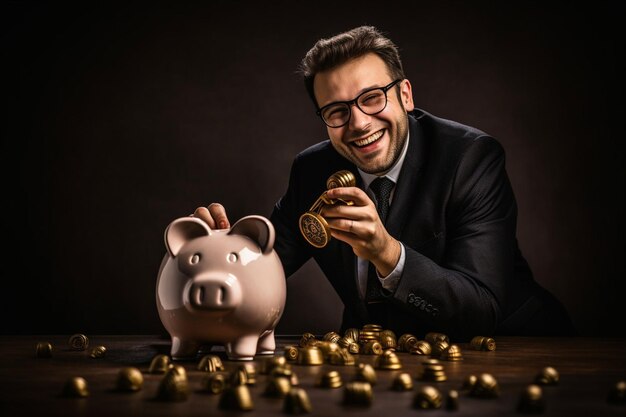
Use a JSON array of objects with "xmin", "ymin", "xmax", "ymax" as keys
[{"xmin": 186, "ymin": 275, "xmax": 242, "ymax": 310}]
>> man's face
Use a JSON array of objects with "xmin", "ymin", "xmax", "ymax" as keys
[{"xmin": 313, "ymin": 53, "xmax": 414, "ymax": 175}]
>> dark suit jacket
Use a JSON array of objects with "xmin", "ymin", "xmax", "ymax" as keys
[{"xmin": 270, "ymin": 108, "xmax": 575, "ymax": 339}]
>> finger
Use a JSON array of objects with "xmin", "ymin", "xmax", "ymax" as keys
[
  {"xmin": 321, "ymin": 202, "xmax": 375, "ymax": 223},
  {"xmin": 329, "ymin": 222, "xmax": 383, "ymax": 261},
  {"xmin": 329, "ymin": 228, "xmax": 362, "ymax": 253},
  {"xmin": 325, "ymin": 217, "xmax": 357, "ymax": 234},
  {"xmin": 326, "ymin": 186, "xmax": 372, "ymax": 206},
  {"xmin": 207, "ymin": 203, "xmax": 230, "ymax": 229},
  {"xmin": 329, "ymin": 226, "xmax": 355, "ymax": 242},
  {"xmin": 193, "ymin": 206, "xmax": 217, "ymax": 229}
]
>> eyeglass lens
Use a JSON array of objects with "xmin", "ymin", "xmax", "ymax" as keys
[{"xmin": 322, "ymin": 90, "xmax": 387, "ymax": 127}]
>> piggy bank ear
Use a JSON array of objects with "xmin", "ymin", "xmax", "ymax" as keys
[
  {"xmin": 228, "ymin": 215, "xmax": 275, "ymax": 254},
  {"xmin": 165, "ymin": 217, "xmax": 212, "ymax": 257}
]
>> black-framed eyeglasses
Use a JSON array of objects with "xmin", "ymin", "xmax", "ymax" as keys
[{"xmin": 316, "ymin": 79, "xmax": 402, "ymax": 128}]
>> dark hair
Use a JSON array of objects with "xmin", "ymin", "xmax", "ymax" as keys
[{"xmin": 299, "ymin": 26, "xmax": 405, "ymax": 108}]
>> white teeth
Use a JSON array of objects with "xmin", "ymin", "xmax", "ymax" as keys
[{"xmin": 354, "ymin": 130, "xmax": 383, "ymax": 147}]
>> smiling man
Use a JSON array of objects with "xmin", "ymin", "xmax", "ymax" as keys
[{"xmin": 195, "ymin": 26, "xmax": 575, "ymax": 339}]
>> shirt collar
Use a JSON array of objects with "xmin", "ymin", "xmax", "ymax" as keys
[{"xmin": 358, "ymin": 129, "xmax": 410, "ymax": 190}]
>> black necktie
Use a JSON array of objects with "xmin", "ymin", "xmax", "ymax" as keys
[
  {"xmin": 365, "ymin": 177, "xmax": 395, "ymax": 304},
  {"xmin": 369, "ymin": 177, "xmax": 394, "ymax": 224}
]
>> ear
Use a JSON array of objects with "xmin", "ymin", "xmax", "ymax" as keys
[
  {"xmin": 164, "ymin": 217, "xmax": 212, "ymax": 257},
  {"xmin": 228, "ymin": 215, "xmax": 275, "ymax": 254},
  {"xmin": 400, "ymin": 79, "xmax": 414, "ymax": 111}
]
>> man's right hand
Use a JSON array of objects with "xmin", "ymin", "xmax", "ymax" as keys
[{"xmin": 192, "ymin": 203, "xmax": 231, "ymax": 229}]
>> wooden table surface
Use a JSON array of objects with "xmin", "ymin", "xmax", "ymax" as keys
[{"xmin": 1, "ymin": 335, "xmax": 625, "ymax": 416}]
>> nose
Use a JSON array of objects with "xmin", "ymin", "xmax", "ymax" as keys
[
  {"xmin": 347, "ymin": 103, "xmax": 372, "ymax": 131},
  {"xmin": 188, "ymin": 276, "xmax": 242, "ymax": 310}
]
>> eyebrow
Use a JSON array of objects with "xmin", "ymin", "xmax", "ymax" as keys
[{"xmin": 319, "ymin": 82, "xmax": 390, "ymax": 108}]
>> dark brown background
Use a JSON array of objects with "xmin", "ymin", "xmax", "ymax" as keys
[{"xmin": 2, "ymin": 1, "xmax": 624, "ymax": 336}]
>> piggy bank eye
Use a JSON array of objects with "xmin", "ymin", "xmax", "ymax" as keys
[
  {"xmin": 190, "ymin": 253, "xmax": 201, "ymax": 264},
  {"xmin": 227, "ymin": 252, "xmax": 238, "ymax": 263}
]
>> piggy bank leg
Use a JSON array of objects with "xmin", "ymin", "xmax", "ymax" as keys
[
  {"xmin": 256, "ymin": 329, "xmax": 276, "ymax": 355},
  {"xmin": 225, "ymin": 335, "xmax": 259, "ymax": 361},
  {"xmin": 171, "ymin": 336, "xmax": 200, "ymax": 360}
]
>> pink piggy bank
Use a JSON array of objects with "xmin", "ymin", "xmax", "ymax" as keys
[{"xmin": 156, "ymin": 215, "xmax": 286, "ymax": 360}]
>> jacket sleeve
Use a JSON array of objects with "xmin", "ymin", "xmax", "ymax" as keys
[
  {"xmin": 391, "ymin": 136, "xmax": 517, "ymax": 337},
  {"xmin": 269, "ymin": 154, "xmax": 313, "ymax": 278}
]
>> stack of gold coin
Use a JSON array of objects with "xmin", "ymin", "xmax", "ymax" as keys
[
  {"xmin": 354, "ymin": 363, "xmax": 377, "ymax": 385},
  {"xmin": 297, "ymin": 346, "xmax": 324, "ymax": 366},
  {"xmin": 413, "ymin": 386, "xmax": 443, "ymax": 409},
  {"xmin": 397, "ymin": 334, "xmax": 419, "ymax": 352},
  {"xmin": 157, "ymin": 365, "xmax": 188, "ymax": 402},
  {"xmin": 283, "ymin": 388, "xmax": 313, "ymax": 414},
  {"xmin": 358, "ymin": 324, "xmax": 381, "ymax": 346},
  {"xmin": 363, "ymin": 323, "xmax": 382, "ymax": 332},
  {"xmin": 218, "ymin": 385, "xmax": 254, "ymax": 411},
  {"xmin": 391, "ymin": 372, "xmax": 413, "ymax": 391},
  {"xmin": 116, "ymin": 367, "xmax": 144, "ymax": 392},
  {"xmin": 62, "ymin": 376, "xmax": 89, "ymax": 398},
  {"xmin": 323, "ymin": 331, "xmax": 341, "ymax": 343},
  {"xmin": 316, "ymin": 370, "xmax": 343, "ymax": 388},
  {"xmin": 441, "ymin": 344, "xmax": 463, "ymax": 361},
  {"xmin": 470, "ymin": 336, "xmax": 496, "ymax": 351},
  {"xmin": 35, "ymin": 342, "xmax": 52, "ymax": 358},
  {"xmin": 68, "ymin": 334, "xmax": 89, "ymax": 351},
  {"xmin": 149, "ymin": 354, "xmax": 171, "ymax": 374},
  {"xmin": 418, "ymin": 359, "xmax": 447, "ymax": 382},
  {"xmin": 431, "ymin": 340, "xmax": 450, "ymax": 357},
  {"xmin": 197, "ymin": 354, "xmax": 225, "ymax": 372},
  {"xmin": 409, "ymin": 340, "xmax": 432, "ymax": 356},
  {"xmin": 534, "ymin": 366, "xmax": 559, "ymax": 385},
  {"xmin": 375, "ymin": 350, "xmax": 403, "ymax": 370},
  {"xmin": 343, "ymin": 382, "xmax": 373, "ymax": 407},
  {"xmin": 469, "ymin": 373, "xmax": 500, "ymax": 398},
  {"xmin": 424, "ymin": 332, "xmax": 449, "ymax": 345},
  {"xmin": 327, "ymin": 348, "xmax": 356, "ymax": 366},
  {"xmin": 517, "ymin": 384, "xmax": 545, "ymax": 413}
]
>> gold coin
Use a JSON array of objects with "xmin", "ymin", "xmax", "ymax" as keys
[{"xmin": 299, "ymin": 212, "xmax": 330, "ymax": 248}]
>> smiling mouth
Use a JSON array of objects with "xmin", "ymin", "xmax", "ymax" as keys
[{"xmin": 352, "ymin": 130, "xmax": 384, "ymax": 148}]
